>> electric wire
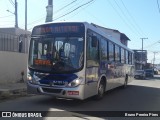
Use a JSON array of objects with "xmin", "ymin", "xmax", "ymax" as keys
[
  {"xmin": 144, "ymin": 40, "xmax": 160, "ymax": 49},
  {"xmin": 27, "ymin": 0, "xmax": 94, "ymax": 30},
  {"xmin": 56, "ymin": 0, "xmax": 85, "ymax": 16},
  {"xmin": 157, "ymin": 0, "xmax": 160, "ymax": 14},
  {"xmin": 54, "ymin": 0, "xmax": 78, "ymax": 15},
  {"xmin": 53, "ymin": 0, "xmax": 94, "ymax": 21},
  {"xmin": 113, "ymin": 0, "xmax": 143, "ymax": 37},
  {"xmin": 27, "ymin": 0, "xmax": 81, "ymax": 26},
  {"xmin": 53, "ymin": 0, "xmax": 86, "ymax": 20},
  {"xmin": 0, "ymin": 15, "xmax": 14, "ymax": 18},
  {"xmin": 107, "ymin": 0, "xmax": 138, "ymax": 37},
  {"xmin": 9, "ymin": 0, "xmax": 15, "ymax": 7},
  {"xmin": 62, "ymin": 0, "xmax": 96, "ymax": 21},
  {"xmin": 120, "ymin": 0, "xmax": 147, "ymax": 36}
]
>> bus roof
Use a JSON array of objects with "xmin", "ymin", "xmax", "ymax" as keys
[{"xmin": 83, "ymin": 22, "xmax": 133, "ymax": 52}]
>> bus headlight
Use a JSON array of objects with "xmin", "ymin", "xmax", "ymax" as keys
[
  {"xmin": 68, "ymin": 77, "xmax": 83, "ymax": 87},
  {"xmin": 27, "ymin": 74, "xmax": 39, "ymax": 85},
  {"xmin": 27, "ymin": 74, "xmax": 32, "ymax": 81}
]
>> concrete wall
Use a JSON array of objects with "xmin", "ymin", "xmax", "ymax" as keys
[{"xmin": 0, "ymin": 51, "xmax": 28, "ymax": 84}]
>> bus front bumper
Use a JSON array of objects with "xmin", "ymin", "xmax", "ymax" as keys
[{"xmin": 27, "ymin": 81, "xmax": 85, "ymax": 100}]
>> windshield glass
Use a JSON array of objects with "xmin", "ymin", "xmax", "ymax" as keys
[{"xmin": 29, "ymin": 36, "xmax": 84, "ymax": 73}]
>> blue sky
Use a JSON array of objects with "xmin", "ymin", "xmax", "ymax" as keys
[{"xmin": 0, "ymin": 0, "xmax": 160, "ymax": 64}]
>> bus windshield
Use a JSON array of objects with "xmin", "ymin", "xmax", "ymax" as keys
[{"xmin": 28, "ymin": 36, "xmax": 84, "ymax": 73}]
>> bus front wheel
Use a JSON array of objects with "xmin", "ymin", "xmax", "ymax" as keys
[{"xmin": 95, "ymin": 80, "xmax": 106, "ymax": 100}]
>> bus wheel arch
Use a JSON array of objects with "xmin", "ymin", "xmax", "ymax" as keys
[{"xmin": 95, "ymin": 76, "xmax": 107, "ymax": 100}]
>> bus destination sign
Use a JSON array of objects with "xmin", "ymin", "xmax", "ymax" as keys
[{"xmin": 32, "ymin": 24, "xmax": 83, "ymax": 35}]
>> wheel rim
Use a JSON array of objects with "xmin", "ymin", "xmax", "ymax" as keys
[
  {"xmin": 124, "ymin": 78, "xmax": 128, "ymax": 87},
  {"xmin": 98, "ymin": 83, "xmax": 104, "ymax": 96}
]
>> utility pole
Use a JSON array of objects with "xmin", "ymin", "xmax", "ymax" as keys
[
  {"xmin": 45, "ymin": 0, "xmax": 53, "ymax": 22},
  {"xmin": 25, "ymin": 0, "xmax": 27, "ymax": 30},
  {"xmin": 15, "ymin": 0, "xmax": 18, "ymax": 28},
  {"xmin": 153, "ymin": 52, "xmax": 158, "ymax": 68},
  {"xmin": 140, "ymin": 38, "xmax": 148, "ymax": 69}
]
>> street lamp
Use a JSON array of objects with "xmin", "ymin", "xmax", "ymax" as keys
[
  {"xmin": 6, "ymin": 9, "xmax": 18, "ymax": 28},
  {"xmin": 6, "ymin": 10, "xmax": 15, "ymax": 15},
  {"xmin": 6, "ymin": 0, "xmax": 18, "ymax": 28}
]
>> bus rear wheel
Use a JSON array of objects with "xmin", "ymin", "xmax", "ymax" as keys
[{"xmin": 123, "ymin": 75, "xmax": 128, "ymax": 88}]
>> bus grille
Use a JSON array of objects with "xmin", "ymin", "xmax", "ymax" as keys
[
  {"xmin": 40, "ymin": 82, "xmax": 65, "ymax": 86},
  {"xmin": 42, "ymin": 88, "xmax": 62, "ymax": 94}
]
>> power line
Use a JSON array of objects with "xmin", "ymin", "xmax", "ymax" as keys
[
  {"xmin": 113, "ymin": 0, "xmax": 144, "ymax": 37},
  {"xmin": 27, "ymin": 0, "xmax": 95, "ymax": 30},
  {"xmin": 107, "ymin": 0, "xmax": 138, "ymax": 36},
  {"xmin": 23, "ymin": 1, "xmax": 81, "ymax": 28},
  {"xmin": 120, "ymin": 0, "xmax": 147, "ymax": 36},
  {"xmin": 56, "ymin": 0, "xmax": 85, "ymax": 16},
  {"xmin": 53, "ymin": 0, "xmax": 94, "ymax": 21},
  {"xmin": 54, "ymin": 0, "xmax": 78, "ymax": 15},
  {"xmin": 144, "ymin": 40, "xmax": 160, "ymax": 49},
  {"xmin": 64, "ymin": 0, "xmax": 96, "ymax": 21},
  {"xmin": 25, "ymin": 16, "xmax": 46, "ymax": 26},
  {"xmin": 0, "ymin": 15, "xmax": 14, "ymax": 18},
  {"xmin": 9, "ymin": 0, "xmax": 15, "ymax": 7},
  {"xmin": 157, "ymin": 0, "xmax": 160, "ymax": 14}
]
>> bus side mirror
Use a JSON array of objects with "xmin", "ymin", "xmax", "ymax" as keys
[{"xmin": 91, "ymin": 36, "xmax": 98, "ymax": 47}]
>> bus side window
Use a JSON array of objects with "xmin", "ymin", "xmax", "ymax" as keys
[
  {"xmin": 100, "ymin": 38, "xmax": 108, "ymax": 61},
  {"xmin": 108, "ymin": 42, "xmax": 114, "ymax": 62},
  {"xmin": 128, "ymin": 52, "xmax": 132, "ymax": 65},
  {"xmin": 126, "ymin": 51, "xmax": 128, "ymax": 64},
  {"xmin": 121, "ymin": 48, "xmax": 125, "ymax": 64},
  {"xmin": 115, "ymin": 45, "xmax": 120, "ymax": 63},
  {"xmin": 87, "ymin": 35, "xmax": 99, "ymax": 67}
]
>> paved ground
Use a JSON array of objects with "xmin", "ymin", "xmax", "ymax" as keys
[
  {"xmin": 0, "ymin": 75, "xmax": 160, "ymax": 120},
  {"xmin": 0, "ymin": 75, "xmax": 159, "ymax": 101}
]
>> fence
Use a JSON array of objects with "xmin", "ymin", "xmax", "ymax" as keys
[{"xmin": 0, "ymin": 32, "xmax": 30, "ymax": 53}]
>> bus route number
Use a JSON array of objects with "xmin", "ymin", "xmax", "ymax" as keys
[{"xmin": 34, "ymin": 59, "xmax": 52, "ymax": 66}]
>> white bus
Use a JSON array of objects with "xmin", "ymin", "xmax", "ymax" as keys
[{"xmin": 27, "ymin": 22, "xmax": 134, "ymax": 100}]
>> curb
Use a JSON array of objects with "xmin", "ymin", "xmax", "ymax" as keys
[
  {"xmin": 0, "ymin": 88, "xmax": 27, "ymax": 100},
  {"xmin": 0, "ymin": 89, "xmax": 10, "ymax": 99}
]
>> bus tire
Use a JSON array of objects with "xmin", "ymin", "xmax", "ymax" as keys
[
  {"xmin": 95, "ymin": 79, "xmax": 106, "ymax": 100},
  {"xmin": 123, "ymin": 75, "xmax": 128, "ymax": 88}
]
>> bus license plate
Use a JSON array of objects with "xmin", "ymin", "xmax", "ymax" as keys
[{"xmin": 68, "ymin": 91, "xmax": 79, "ymax": 95}]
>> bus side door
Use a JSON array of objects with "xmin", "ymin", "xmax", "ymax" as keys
[{"xmin": 85, "ymin": 34, "xmax": 100, "ymax": 98}]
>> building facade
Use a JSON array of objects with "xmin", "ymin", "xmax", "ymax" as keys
[
  {"xmin": 133, "ymin": 50, "xmax": 147, "ymax": 70},
  {"xmin": 91, "ymin": 23, "xmax": 130, "ymax": 46},
  {"xmin": 0, "ymin": 28, "xmax": 31, "ymax": 83},
  {"xmin": 0, "ymin": 28, "xmax": 31, "ymax": 53}
]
